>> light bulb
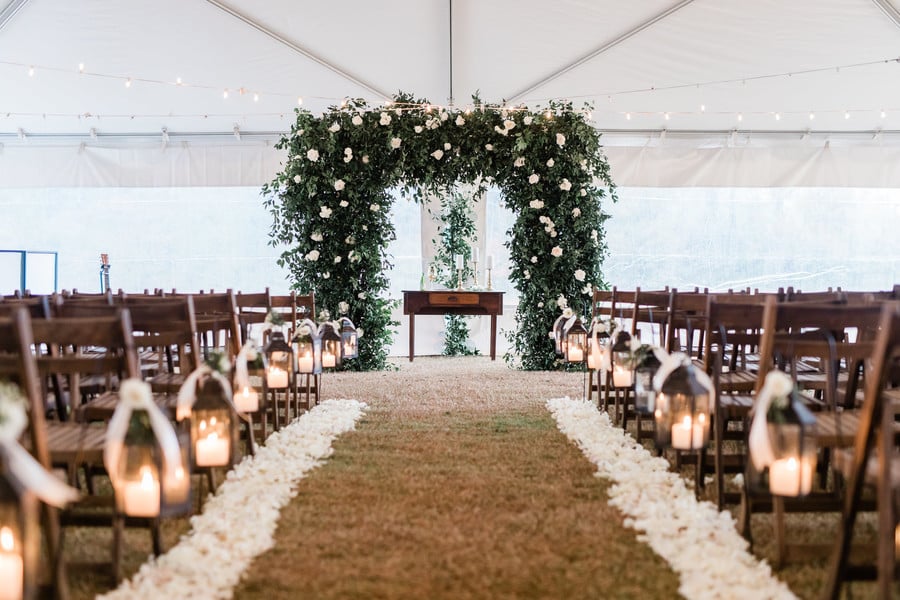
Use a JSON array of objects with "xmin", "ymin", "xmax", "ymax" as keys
[
  {"xmin": 297, "ymin": 96, "xmax": 303, "ymax": 106},
  {"xmin": 223, "ymin": 89, "xmax": 229, "ymax": 99},
  {"xmin": 809, "ymin": 111, "xmax": 815, "ymax": 120},
  {"xmin": 27, "ymin": 65, "xmax": 34, "ymax": 77},
  {"xmin": 664, "ymin": 112, "xmax": 670, "ymax": 120},
  {"xmin": 775, "ymin": 112, "xmax": 781, "ymax": 121},
  {"xmin": 844, "ymin": 110, "xmax": 850, "ymax": 119},
  {"xmin": 625, "ymin": 112, "xmax": 631, "ymax": 120},
  {"xmin": 384, "ymin": 100, "xmax": 392, "ymax": 107},
  {"xmin": 737, "ymin": 113, "xmax": 743, "ymax": 122},
  {"xmin": 78, "ymin": 62, "xmax": 85, "ymax": 73},
  {"xmin": 544, "ymin": 110, "xmax": 552, "ymax": 119},
  {"xmin": 176, "ymin": 77, "xmax": 182, "ymax": 85},
  {"xmin": 881, "ymin": 109, "xmax": 887, "ymax": 119},
  {"xmin": 125, "ymin": 78, "xmax": 132, "ymax": 88},
  {"xmin": 253, "ymin": 93, "xmax": 259, "ymax": 102},
  {"xmin": 700, "ymin": 104, "xmax": 706, "ymax": 112}
]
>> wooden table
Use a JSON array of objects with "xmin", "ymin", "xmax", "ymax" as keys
[{"xmin": 402, "ymin": 290, "xmax": 504, "ymax": 361}]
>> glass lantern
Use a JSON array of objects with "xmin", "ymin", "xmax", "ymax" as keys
[
  {"xmin": 610, "ymin": 331, "xmax": 634, "ymax": 388},
  {"xmin": 318, "ymin": 321, "xmax": 342, "ymax": 369},
  {"xmin": 190, "ymin": 376, "xmax": 240, "ymax": 469},
  {"xmin": 633, "ymin": 350, "xmax": 662, "ymax": 415},
  {"xmin": 654, "ymin": 360, "xmax": 712, "ymax": 451},
  {"xmin": 292, "ymin": 318, "xmax": 322, "ymax": 375},
  {"xmin": 550, "ymin": 314, "xmax": 567, "ymax": 356},
  {"xmin": 339, "ymin": 317, "xmax": 359, "ymax": 360},
  {"xmin": 562, "ymin": 317, "xmax": 588, "ymax": 364},
  {"xmin": 0, "ymin": 452, "xmax": 38, "ymax": 600},
  {"xmin": 754, "ymin": 390, "xmax": 818, "ymax": 497},
  {"xmin": 234, "ymin": 343, "xmax": 267, "ymax": 414},
  {"xmin": 115, "ymin": 411, "xmax": 162, "ymax": 518},
  {"xmin": 263, "ymin": 330, "xmax": 293, "ymax": 391},
  {"xmin": 586, "ymin": 318, "xmax": 611, "ymax": 371}
]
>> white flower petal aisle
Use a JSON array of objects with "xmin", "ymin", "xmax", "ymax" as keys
[
  {"xmin": 546, "ymin": 397, "xmax": 795, "ymax": 600},
  {"xmin": 100, "ymin": 399, "xmax": 368, "ymax": 600}
]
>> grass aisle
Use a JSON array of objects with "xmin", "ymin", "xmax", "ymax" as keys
[{"xmin": 235, "ymin": 357, "xmax": 680, "ymax": 599}]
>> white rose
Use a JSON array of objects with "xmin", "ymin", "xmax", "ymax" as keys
[
  {"xmin": 546, "ymin": 158, "xmax": 555, "ymax": 167},
  {"xmin": 524, "ymin": 270, "xmax": 531, "ymax": 280},
  {"xmin": 765, "ymin": 370, "xmax": 794, "ymax": 399},
  {"xmin": 322, "ymin": 272, "xmax": 330, "ymax": 279},
  {"xmin": 390, "ymin": 137, "xmax": 402, "ymax": 149},
  {"xmin": 456, "ymin": 115, "xmax": 465, "ymax": 126},
  {"xmin": 575, "ymin": 269, "xmax": 586, "ymax": 282},
  {"xmin": 328, "ymin": 122, "xmax": 341, "ymax": 133},
  {"xmin": 440, "ymin": 111, "xmax": 449, "ymax": 121},
  {"xmin": 344, "ymin": 147, "xmax": 353, "ymax": 156},
  {"xmin": 559, "ymin": 179, "xmax": 572, "ymax": 191},
  {"xmin": 339, "ymin": 301, "xmax": 350, "ymax": 314},
  {"xmin": 494, "ymin": 125, "xmax": 508, "ymax": 136},
  {"xmin": 528, "ymin": 173, "xmax": 539, "ymax": 184},
  {"xmin": 485, "ymin": 143, "xmax": 494, "ymax": 151},
  {"xmin": 530, "ymin": 255, "xmax": 538, "ymax": 263},
  {"xmin": 358, "ymin": 292, "xmax": 367, "ymax": 299},
  {"xmin": 514, "ymin": 157, "xmax": 525, "ymax": 167},
  {"xmin": 310, "ymin": 232, "xmax": 323, "ymax": 242},
  {"xmin": 345, "ymin": 235, "xmax": 356, "ymax": 245},
  {"xmin": 562, "ymin": 307, "xmax": 574, "ymax": 319},
  {"xmin": 572, "ymin": 207, "xmax": 581, "ymax": 218},
  {"xmin": 319, "ymin": 206, "xmax": 333, "ymax": 218},
  {"xmin": 538, "ymin": 302, "xmax": 544, "ymax": 308},
  {"xmin": 369, "ymin": 203, "xmax": 380, "ymax": 212},
  {"xmin": 414, "ymin": 125, "xmax": 423, "ymax": 133},
  {"xmin": 551, "ymin": 246, "xmax": 563, "ymax": 257},
  {"xmin": 550, "ymin": 231, "xmax": 558, "ymax": 238},
  {"xmin": 556, "ymin": 133, "xmax": 566, "ymax": 146},
  {"xmin": 580, "ymin": 188, "xmax": 587, "ymax": 197},
  {"xmin": 431, "ymin": 149, "xmax": 444, "ymax": 160},
  {"xmin": 293, "ymin": 174, "xmax": 301, "ymax": 183},
  {"xmin": 582, "ymin": 284, "xmax": 593, "ymax": 295},
  {"xmin": 379, "ymin": 112, "xmax": 391, "ymax": 126},
  {"xmin": 343, "ymin": 155, "xmax": 352, "ymax": 163},
  {"xmin": 529, "ymin": 199, "xmax": 544, "ymax": 209},
  {"xmin": 395, "ymin": 108, "xmax": 402, "ymax": 116},
  {"xmin": 362, "ymin": 155, "xmax": 370, "ymax": 164},
  {"xmin": 306, "ymin": 149, "xmax": 319, "ymax": 162},
  {"xmin": 444, "ymin": 142, "xmax": 451, "ymax": 150},
  {"xmin": 334, "ymin": 256, "xmax": 342, "ymax": 264},
  {"xmin": 503, "ymin": 119, "xmax": 516, "ymax": 130},
  {"xmin": 523, "ymin": 115, "xmax": 533, "ymax": 125},
  {"xmin": 339, "ymin": 200, "xmax": 349, "ymax": 207},
  {"xmin": 334, "ymin": 179, "xmax": 345, "ymax": 191},
  {"xmin": 591, "ymin": 230, "xmax": 599, "ymax": 243},
  {"xmin": 306, "ymin": 249, "xmax": 320, "ymax": 261},
  {"xmin": 557, "ymin": 295, "xmax": 567, "ymax": 309},
  {"xmin": 352, "ymin": 115, "xmax": 363, "ymax": 126}
]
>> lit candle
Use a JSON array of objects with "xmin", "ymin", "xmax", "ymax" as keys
[
  {"xmin": 671, "ymin": 415, "xmax": 705, "ymax": 450},
  {"xmin": 612, "ymin": 366, "xmax": 633, "ymax": 388},
  {"xmin": 768, "ymin": 457, "xmax": 813, "ymax": 496},
  {"xmin": 267, "ymin": 366, "xmax": 288, "ymax": 389},
  {"xmin": 455, "ymin": 255, "xmax": 463, "ymax": 270},
  {"xmin": 0, "ymin": 526, "xmax": 22, "ymax": 600},
  {"xmin": 122, "ymin": 466, "xmax": 160, "ymax": 517},
  {"xmin": 343, "ymin": 342, "xmax": 354, "ymax": 356},
  {"xmin": 164, "ymin": 464, "xmax": 190, "ymax": 505},
  {"xmin": 234, "ymin": 386, "xmax": 259, "ymax": 413},
  {"xmin": 196, "ymin": 431, "xmax": 229, "ymax": 467},
  {"xmin": 567, "ymin": 346, "xmax": 584, "ymax": 362},
  {"xmin": 297, "ymin": 351, "xmax": 314, "ymax": 373},
  {"xmin": 322, "ymin": 352, "xmax": 336, "ymax": 368},
  {"xmin": 472, "ymin": 247, "xmax": 479, "ymax": 262},
  {"xmin": 587, "ymin": 349, "xmax": 599, "ymax": 370},
  {"xmin": 486, "ymin": 255, "xmax": 494, "ymax": 270}
]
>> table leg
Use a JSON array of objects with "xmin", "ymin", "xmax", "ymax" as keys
[
  {"xmin": 490, "ymin": 314, "xmax": 497, "ymax": 361},
  {"xmin": 409, "ymin": 314, "xmax": 415, "ymax": 362}
]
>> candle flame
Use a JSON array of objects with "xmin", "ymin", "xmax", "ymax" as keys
[
  {"xmin": 697, "ymin": 413, "xmax": 706, "ymax": 424},
  {"xmin": 199, "ymin": 420, "xmax": 207, "ymax": 431},
  {"xmin": 0, "ymin": 526, "xmax": 14, "ymax": 551},
  {"xmin": 785, "ymin": 457, "xmax": 798, "ymax": 469},
  {"xmin": 208, "ymin": 432, "xmax": 219, "ymax": 441},
  {"xmin": 210, "ymin": 416, "xmax": 217, "ymax": 426},
  {"xmin": 242, "ymin": 386, "xmax": 250, "ymax": 396},
  {"xmin": 140, "ymin": 466, "xmax": 155, "ymax": 488},
  {"xmin": 681, "ymin": 415, "xmax": 692, "ymax": 427}
]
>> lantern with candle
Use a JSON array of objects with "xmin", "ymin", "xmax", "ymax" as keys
[
  {"xmin": 233, "ymin": 342, "xmax": 266, "ymax": 414},
  {"xmin": 653, "ymin": 354, "xmax": 713, "ymax": 450},
  {"xmin": 339, "ymin": 314, "xmax": 358, "ymax": 361},
  {"xmin": 562, "ymin": 315, "xmax": 588, "ymax": 364},
  {"xmin": 748, "ymin": 370, "xmax": 817, "ymax": 497},
  {"xmin": 291, "ymin": 319, "xmax": 322, "ymax": 375},
  {"xmin": 586, "ymin": 318, "xmax": 615, "ymax": 371},
  {"xmin": 190, "ymin": 375, "xmax": 240, "ymax": 469},
  {"xmin": 263, "ymin": 327, "xmax": 294, "ymax": 391},
  {"xmin": 610, "ymin": 331, "xmax": 636, "ymax": 388},
  {"xmin": 318, "ymin": 320, "xmax": 343, "ymax": 369},
  {"xmin": 550, "ymin": 313, "xmax": 567, "ymax": 356},
  {"xmin": 633, "ymin": 346, "xmax": 663, "ymax": 415}
]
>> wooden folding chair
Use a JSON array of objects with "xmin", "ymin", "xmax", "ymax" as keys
[{"xmin": 235, "ymin": 289, "xmax": 271, "ymax": 345}]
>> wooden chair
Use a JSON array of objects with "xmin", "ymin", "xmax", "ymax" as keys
[
  {"xmin": 190, "ymin": 291, "xmax": 242, "ymax": 362},
  {"xmin": 824, "ymin": 301, "xmax": 900, "ymax": 598},
  {"xmin": 588, "ymin": 288, "xmax": 614, "ymax": 408},
  {"xmin": 603, "ymin": 288, "xmax": 637, "ymax": 424},
  {"xmin": 0, "ymin": 308, "xmax": 69, "ymax": 600},
  {"xmin": 235, "ymin": 289, "xmax": 271, "ymax": 345},
  {"xmin": 626, "ymin": 289, "xmax": 672, "ymax": 440}
]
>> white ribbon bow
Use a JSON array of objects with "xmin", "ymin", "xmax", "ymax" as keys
[
  {"xmin": 652, "ymin": 352, "xmax": 716, "ymax": 411},
  {"xmin": 233, "ymin": 342, "xmax": 259, "ymax": 390},
  {"xmin": 104, "ymin": 379, "xmax": 183, "ymax": 490},
  {"xmin": 749, "ymin": 370, "xmax": 794, "ymax": 471},
  {"xmin": 176, "ymin": 366, "xmax": 234, "ymax": 421}
]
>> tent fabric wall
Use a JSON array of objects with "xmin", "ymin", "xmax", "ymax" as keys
[{"xmin": 3, "ymin": 139, "xmax": 900, "ymax": 188}]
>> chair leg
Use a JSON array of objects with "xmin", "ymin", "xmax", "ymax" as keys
[
  {"xmin": 151, "ymin": 519, "xmax": 163, "ymax": 556},
  {"xmin": 112, "ymin": 514, "xmax": 124, "ymax": 584}
]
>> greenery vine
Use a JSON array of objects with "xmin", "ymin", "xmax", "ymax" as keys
[{"xmin": 263, "ymin": 92, "xmax": 615, "ymax": 370}]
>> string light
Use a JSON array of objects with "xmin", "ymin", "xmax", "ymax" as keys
[
  {"xmin": 297, "ymin": 96, "xmax": 303, "ymax": 106},
  {"xmin": 809, "ymin": 111, "xmax": 815, "ymax": 120},
  {"xmin": 125, "ymin": 78, "xmax": 132, "ymax": 88},
  {"xmin": 27, "ymin": 65, "xmax": 33, "ymax": 77},
  {"xmin": 625, "ymin": 112, "xmax": 631, "ymax": 120},
  {"xmin": 844, "ymin": 110, "xmax": 850, "ymax": 119},
  {"xmin": 78, "ymin": 62, "xmax": 84, "ymax": 73},
  {"xmin": 664, "ymin": 112, "xmax": 670, "ymax": 120},
  {"xmin": 881, "ymin": 109, "xmax": 887, "ymax": 118},
  {"xmin": 737, "ymin": 112, "xmax": 743, "ymax": 122},
  {"xmin": 700, "ymin": 104, "xmax": 706, "ymax": 112},
  {"xmin": 775, "ymin": 112, "xmax": 781, "ymax": 121},
  {"xmin": 223, "ymin": 89, "xmax": 229, "ymax": 99},
  {"xmin": 253, "ymin": 93, "xmax": 259, "ymax": 102},
  {"xmin": 176, "ymin": 77, "xmax": 183, "ymax": 86}
]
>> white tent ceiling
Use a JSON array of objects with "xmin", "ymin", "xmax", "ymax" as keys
[{"xmin": 2, "ymin": 0, "xmax": 900, "ymax": 139}]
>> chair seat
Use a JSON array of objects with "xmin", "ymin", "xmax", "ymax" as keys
[
  {"xmin": 76, "ymin": 390, "xmax": 178, "ymax": 422},
  {"xmin": 813, "ymin": 410, "xmax": 861, "ymax": 448},
  {"xmin": 43, "ymin": 422, "xmax": 106, "ymax": 466},
  {"xmin": 718, "ymin": 370, "xmax": 757, "ymax": 393},
  {"xmin": 149, "ymin": 371, "xmax": 186, "ymax": 394}
]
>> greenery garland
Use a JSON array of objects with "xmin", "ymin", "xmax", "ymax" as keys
[
  {"xmin": 430, "ymin": 186, "xmax": 479, "ymax": 356},
  {"xmin": 263, "ymin": 92, "xmax": 615, "ymax": 371}
]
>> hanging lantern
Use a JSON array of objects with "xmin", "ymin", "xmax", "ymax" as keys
[
  {"xmin": 108, "ymin": 380, "xmax": 191, "ymax": 519},
  {"xmin": 562, "ymin": 316, "xmax": 588, "ymax": 364},
  {"xmin": 190, "ymin": 375, "xmax": 240, "ymax": 469},
  {"xmin": 610, "ymin": 331, "xmax": 634, "ymax": 388},
  {"xmin": 318, "ymin": 321, "xmax": 342, "ymax": 369},
  {"xmin": 263, "ymin": 329, "xmax": 293, "ymax": 390},
  {"xmin": 339, "ymin": 317, "xmax": 359, "ymax": 360},
  {"xmin": 633, "ymin": 348, "xmax": 663, "ymax": 415},
  {"xmin": 233, "ymin": 342, "xmax": 267, "ymax": 414},
  {"xmin": 748, "ymin": 371, "xmax": 817, "ymax": 497},
  {"xmin": 0, "ymin": 462, "xmax": 35, "ymax": 600},
  {"xmin": 550, "ymin": 314, "xmax": 567, "ymax": 356},
  {"xmin": 653, "ymin": 355, "xmax": 713, "ymax": 450},
  {"xmin": 292, "ymin": 319, "xmax": 322, "ymax": 375}
]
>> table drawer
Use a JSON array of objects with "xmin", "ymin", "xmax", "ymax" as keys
[{"xmin": 428, "ymin": 292, "xmax": 480, "ymax": 306}]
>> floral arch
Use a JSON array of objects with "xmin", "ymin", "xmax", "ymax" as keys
[{"xmin": 263, "ymin": 92, "xmax": 616, "ymax": 370}]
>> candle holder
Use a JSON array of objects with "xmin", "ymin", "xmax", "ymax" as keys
[
  {"xmin": 486, "ymin": 268, "xmax": 493, "ymax": 291},
  {"xmin": 470, "ymin": 260, "xmax": 479, "ymax": 289},
  {"xmin": 427, "ymin": 265, "xmax": 436, "ymax": 290},
  {"xmin": 456, "ymin": 268, "xmax": 464, "ymax": 291}
]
